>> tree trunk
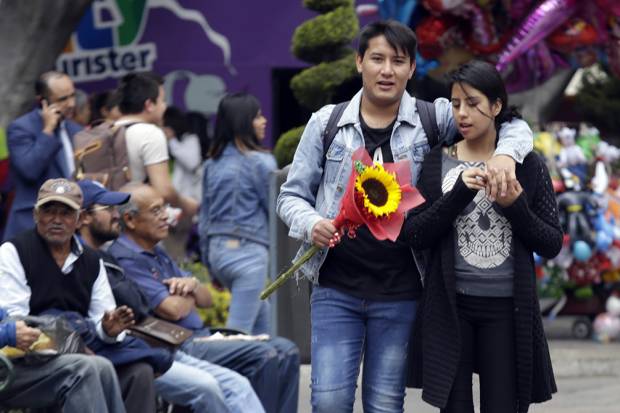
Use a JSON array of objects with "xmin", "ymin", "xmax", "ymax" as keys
[{"xmin": 0, "ymin": 0, "xmax": 93, "ymax": 128}]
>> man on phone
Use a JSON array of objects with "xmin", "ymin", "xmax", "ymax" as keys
[{"xmin": 4, "ymin": 71, "xmax": 81, "ymax": 240}]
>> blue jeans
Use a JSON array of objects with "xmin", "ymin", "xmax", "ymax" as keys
[
  {"xmin": 0, "ymin": 354, "xmax": 125, "ymax": 413},
  {"xmin": 208, "ymin": 236, "xmax": 271, "ymax": 334},
  {"xmin": 181, "ymin": 330, "xmax": 300, "ymax": 413},
  {"xmin": 310, "ymin": 286, "xmax": 417, "ymax": 413},
  {"xmin": 155, "ymin": 350, "xmax": 264, "ymax": 413}
]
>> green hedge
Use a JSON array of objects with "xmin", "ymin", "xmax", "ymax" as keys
[
  {"xmin": 291, "ymin": 51, "xmax": 358, "ymax": 111},
  {"xmin": 292, "ymin": 6, "xmax": 358, "ymax": 63},
  {"xmin": 303, "ymin": 0, "xmax": 353, "ymax": 13},
  {"xmin": 274, "ymin": 125, "xmax": 306, "ymax": 168},
  {"xmin": 575, "ymin": 71, "xmax": 620, "ymax": 139}
]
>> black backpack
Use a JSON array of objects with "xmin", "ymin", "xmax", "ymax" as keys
[{"xmin": 321, "ymin": 98, "xmax": 440, "ymax": 161}]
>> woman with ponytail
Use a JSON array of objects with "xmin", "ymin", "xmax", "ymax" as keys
[{"xmin": 402, "ymin": 60, "xmax": 562, "ymax": 413}]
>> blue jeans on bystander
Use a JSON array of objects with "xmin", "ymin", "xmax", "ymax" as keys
[
  {"xmin": 154, "ymin": 350, "xmax": 264, "ymax": 413},
  {"xmin": 310, "ymin": 285, "xmax": 417, "ymax": 413},
  {"xmin": 208, "ymin": 235, "xmax": 271, "ymax": 335},
  {"xmin": 181, "ymin": 330, "xmax": 300, "ymax": 413}
]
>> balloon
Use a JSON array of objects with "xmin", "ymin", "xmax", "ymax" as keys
[
  {"xmin": 496, "ymin": 0, "xmax": 579, "ymax": 72},
  {"xmin": 596, "ymin": 231, "xmax": 612, "ymax": 252},
  {"xmin": 415, "ymin": 53, "xmax": 440, "ymax": 78},
  {"xmin": 422, "ymin": 0, "xmax": 466, "ymax": 14},
  {"xmin": 378, "ymin": 0, "xmax": 419, "ymax": 24},
  {"xmin": 606, "ymin": 295, "xmax": 620, "ymax": 316},
  {"xmin": 415, "ymin": 15, "xmax": 459, "ymax": 59},
  {"xmin": 548, "ymin": 19, "xmax": 600, "ymax": 54},
  {"xmin": 593, "ymin": 312, "xmax": 620, "ymax": 342},
  {"xmin": 607, "ymin": 246, "xmax": 620, "ymax": 268},
  {"xmin": 573, "ymin": 240, "xmax": 592, "ymax": 262},
  {"xmin": 463, "ymin": 2, "xmax": 500, "ymax": 53},
  {"xmin": 355, "ymin": 4, "xmax": 379, "ymax": 17}
]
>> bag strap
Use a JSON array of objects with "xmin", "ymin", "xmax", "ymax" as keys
[
  {"xmin": 415, "ymin": 99, "xmax": 440, "ymax": 148},
  {"xmin": 321, "ymin": 101, "xmax": 349, "ymax": 164}
]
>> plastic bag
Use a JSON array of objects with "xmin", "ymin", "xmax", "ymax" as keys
[{"xmin": 1, "ymin": 315, "xmax": 85, "ymax": 365}]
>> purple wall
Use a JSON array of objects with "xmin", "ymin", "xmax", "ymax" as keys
[{"xmin": 57, "ymin": 0, "xmax": 316, "ymax": 145}]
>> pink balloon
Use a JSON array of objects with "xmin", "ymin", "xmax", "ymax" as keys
[
  {"xmin": 496, "ymin": 0, "xmax": 579, "ymax": 72},
  {"xmin": 593, "ymin": 312, "xmax": 620, "ymax": 341}
]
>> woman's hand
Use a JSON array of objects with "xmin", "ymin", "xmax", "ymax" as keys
[
  {"xmin": 461, "ymin": 167, "xmax": 488, "ymax": 191},
  {"xmin": 494, "ymin": 169, "xmax": 523, "ymax": 207}
]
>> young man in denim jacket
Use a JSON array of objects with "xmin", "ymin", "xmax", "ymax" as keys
[{"xmin": 277, "ymin": 20, "xmax": 533, "ymax": 413}]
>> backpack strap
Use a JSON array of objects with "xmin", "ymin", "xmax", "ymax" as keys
[
  {"xmin": 415, "ymin": 99, "xmax": 440, "ymax": 148},
  {"xmin": 321, "ymin": 99, "xmax": 439, "ymax": 164},
  {"xmin": 321, "ymin": 101, "xmax": 349, "ymax": 164}
]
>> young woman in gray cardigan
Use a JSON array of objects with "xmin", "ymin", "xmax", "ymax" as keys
[{"xmin": 401, "ymin": 61, "xmax": 563, "ymax": 413}]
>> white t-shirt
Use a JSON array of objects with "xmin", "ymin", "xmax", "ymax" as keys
[
  {"xmin": 169, "ymin": 133, "xmax": 203, "ymax": 201},
  {"xmin": 116, "ymin": 120, "xmax": 169, "ymax": 183}
]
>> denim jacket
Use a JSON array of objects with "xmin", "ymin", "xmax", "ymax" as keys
[
  {"xmin": 199, "ymin": 144, "xmax": 277, "ymax": 267},
  {"xmin": 276, "ymin": 89, "xmax": 533, "ymax": 284},
  {"xmin": 0, "ymin": 308, "xmax": 16, "ymax": 347}
]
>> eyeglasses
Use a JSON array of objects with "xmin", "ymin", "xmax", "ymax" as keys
[{"xmin": 146, "ymin": 203, "xmax": 170, "ymax": 218}]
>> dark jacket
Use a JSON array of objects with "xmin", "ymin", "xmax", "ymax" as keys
[
  {"xmin": 42, "ymin": 309, "xmax": 173, "ymax": 374},
  {"xmin": 402, "ymin": 146, "xmax": 562, "ymax": 412},
  {"xmin": 5, "ymin": 109, "xmax": 82, "ymax": 240}
]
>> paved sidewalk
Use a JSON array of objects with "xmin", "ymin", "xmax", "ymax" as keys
[{"xmin": 297, "ymin": 339, "xmax": 620, "ymax": 412}]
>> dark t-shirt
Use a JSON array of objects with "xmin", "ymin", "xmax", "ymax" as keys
[{"xmin": 319, "ymin": 115, "xmax": 423, "ymax": 301}]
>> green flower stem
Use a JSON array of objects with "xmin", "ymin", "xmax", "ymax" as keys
[{"xmin": 260, "ymin": 245, "xmax": 320, "ymax": 300}]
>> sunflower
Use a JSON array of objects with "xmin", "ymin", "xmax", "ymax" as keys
[{"xmin": 354, "ymin": 162, "xmax": 402, "ymax": 218}]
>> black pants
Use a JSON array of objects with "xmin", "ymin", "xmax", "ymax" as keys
[
  {"xmin": 442, "ymin": 294, "xmax": 517, "ymax": 413},
  {"xmin": 116, "ymin": 362, "xmax": 156, "ymax": 413}
]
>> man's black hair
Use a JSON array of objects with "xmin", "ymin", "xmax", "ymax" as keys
[
  {"xmin": 117, "ymin": 72, "xmax": 164, "ymax": 115},
  {"xmin": 357, "ymin": 20, "xmax": 417, "ymax": 62},
  {"xmin": 35, "ymin": 71, "xmax": 68, "ymax": 100}
]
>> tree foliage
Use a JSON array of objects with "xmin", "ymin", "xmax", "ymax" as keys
[
  {"xmin": 292, "ymin": 6, "xmax": 358, "ymax": 64},
  {"xmin": 575, "ymin": 71, "xmax": 620, "ymax": 140},
  {"xmin": 273, "ymin": 125, "xmax": 306, "ymax": 168},
  {"xmin": 291, "ymin": 52, "xmax": 357, "ymax": 111},
  {"xmin": 276, "ymin": 0, "xmax": 359, "ymax": 165}
]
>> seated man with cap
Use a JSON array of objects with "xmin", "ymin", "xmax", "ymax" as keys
[
  {"xmin": 77, "ymin": 179, "xmax": 266, "ymax": 413},
  {"xmin": 0, "ymin": 178, "xmax": 156, "ymax": 412}
]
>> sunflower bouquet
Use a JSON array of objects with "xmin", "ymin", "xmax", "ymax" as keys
[{"xmin": 260, "ymin": 147, "xmax": 425, "ymax": 299}]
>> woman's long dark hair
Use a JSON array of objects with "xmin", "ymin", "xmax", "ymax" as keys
[
  {"xmin": 209, "ymin": 92, "xmax": 263, "ymax": 159},
  {"xmin": 448, "ymin": 60, "xmax": 521, "ymax": 130}
]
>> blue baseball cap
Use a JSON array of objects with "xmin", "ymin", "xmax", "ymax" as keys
[{"xmin": 77, "ymin": 180, "xmax": 130, "ymax": 210}]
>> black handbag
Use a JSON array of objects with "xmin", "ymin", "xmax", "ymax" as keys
[{"xmin": 2, "ymin": 315, "xmax": 86, "ymax": 366}]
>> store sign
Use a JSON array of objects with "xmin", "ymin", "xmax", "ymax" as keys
[{"xmin": 57, "ymin": 0, "xmax": 156, "ymax": 82}]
